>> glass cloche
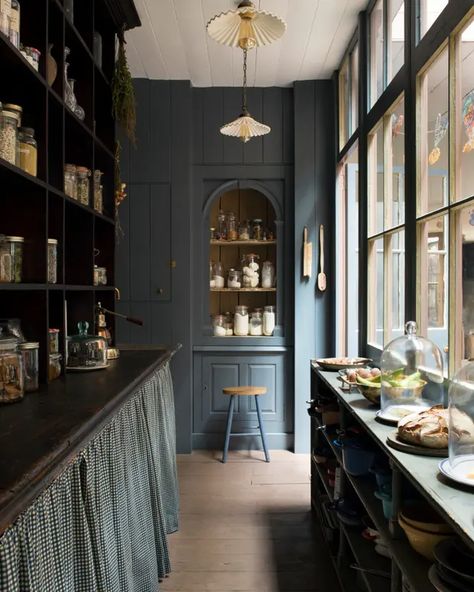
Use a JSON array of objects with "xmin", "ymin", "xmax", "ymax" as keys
[{"xmin": 379, "ymin": 321, "xmax": 444, "ymax": 423}]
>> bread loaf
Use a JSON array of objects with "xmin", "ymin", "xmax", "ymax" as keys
[{"xmin": 397, "ymin": 406, "xmax": 449, "ymax": 449}]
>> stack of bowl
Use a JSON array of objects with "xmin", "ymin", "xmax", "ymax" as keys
[
  {"xmin": 432, "ymin": 537, "xmax": 474, "ymax": 592},
  {"xmin": 398, "ymin": 502, "xmax": 453, "ymax": 560}
]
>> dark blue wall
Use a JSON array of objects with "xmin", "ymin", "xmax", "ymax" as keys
[{"xmin": 116, "ymin": 79, "xmax": 335, "ymax": 453}]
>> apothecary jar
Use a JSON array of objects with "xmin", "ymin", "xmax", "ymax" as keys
[{"xmin": 380, "ymin": 321, "xmax": 444, "ymax": 422}]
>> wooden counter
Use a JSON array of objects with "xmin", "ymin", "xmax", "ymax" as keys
[{"xmin": 0, "ymin": 349, "xmax": 172, "ymax": 534}]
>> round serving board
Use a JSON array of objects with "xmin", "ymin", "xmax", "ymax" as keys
[{"xmin": 386, "ymin": 431, "xmax": 448, "ymax": 457}]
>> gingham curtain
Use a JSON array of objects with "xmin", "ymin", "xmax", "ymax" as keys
[{"xmin": 0, "ymin": 361, "xmax": 179, "ymax": 592}]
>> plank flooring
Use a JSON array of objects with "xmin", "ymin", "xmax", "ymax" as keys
[{"xmin": 161, "ymin": 450, "xmax": 341, "ymax": 592}]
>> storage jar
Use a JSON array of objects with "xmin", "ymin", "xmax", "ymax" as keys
[
  {"xmin": 242, "ymin": 253, "xmax": 259, "ymax": 288},
  {"xmin": 76, "ymin": 166, "xmax": 90, "ymax": 205},
  {"xmin": 249, "ymin": 311, "xmax": 263, "ymax": 336},
  {"xmin": 212, "ymin": 314, "xmax": 226, "ymax": 337},
  {"xmin": 0, "ymin": 109, "xmax": 19, "ymax": 164},
  {"xmin": 0, "ymin": 0, "xmax": 11, "ymax": 36},
  {"xmin": 93, "ymin": 265, "xmax": 107, "ymax": 286},
  {"xmin": 18, "ymin": 341, "xmax": 39, "ymax": 392},
  {"xmin": 18, "ymin": 127, "xmax": 37, "ymax": 176},
  {"xmin": 261, "ymin": 261, "xmax": 275, "ymax": 288},
  {"xmin": 227, "ymin": 268, "xmax": 241, "ymax": 289},
  {"xmin": 252, "ymin": 219, "xmax": 263, "ymax": 240},
  {"xmin": 64, "ymin": 164, "xmax": 77, "ymax": 198},
  {"xmin": 2, "ymin": 236, "xmax": 23, "ymax": 282},
  {"xmin": 239, "ymin": 220, "xmax": 250, "ymax": 240},
  {"xmin": 48, "ymin": 328, "xmax": 60, "ymax": 354},
  {"xmin": 9, "ymin": 0, "xmax": 19, "ymax": 48},
  {"xmin": 66, "ymin": 321, "xmax": 108, "ymax": 370},
  {"xmin": 210, "ymin": 261, "xmax": 224, "ymax": 289},
  {"xmin": 0, "ymin": 235, "xmax": 12, "ymax": 283},
  {"xmin": 47, "ymin": 238, "xmax": 58, "ymax": 284},
  {"xmin": 234, "ymin": 305, "xmax": 249, "ymax": 336},
  {"xmin": 263, "ymin": 305, "xmax": 275, "ymax": 336},
  {"xmin": 4, "ymin": 103, "xmax": 22, "ymax": 126},
  {"xmin": 226, "ymin": 212, "xmax": 238, "ymax": 241},
  {"xmin": 0, "ymin": 335, "xmax": 24, "ymax": 403},
  {"xmin": 217, "ymin": 209, "xmax": 226, "ymax": 240},
  {"xmin": 93, "ymin": 169, "xmax": 103, "ymax": 213},
  {"xmin": 49, "ymin": 353, "xmax": 62, "ymax": 381}
]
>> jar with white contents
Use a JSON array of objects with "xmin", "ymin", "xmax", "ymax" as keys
[
  {"xmin": 212, "ymin": 314, "xmax": 226, "ymax": 337},
  {"xmin": 249, "ymin": 311, "xmax": 263, "ymax": 336},
  {"xmin": 227, "ymin": 268, "xmax": 241, "ymax": 289},
  {"xmin": 210, "ymin": 261, "xmax": 224, "ymax": 289},
  {"xmin": 234, "ymin": 305, "xmax": 249, "ymax": 336},
  {"xmin": 263, "ymin": 305, "xmax": 276, "ymax": 336}
]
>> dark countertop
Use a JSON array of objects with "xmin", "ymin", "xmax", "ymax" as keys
[{"xmin": 0, "ymin": 349, "xmax": 172, "ymax": 534}]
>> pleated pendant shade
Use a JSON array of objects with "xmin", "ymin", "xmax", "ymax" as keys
[{"xmin": 220, "ymin": 113, "xmax": 271, "ymax": 143}]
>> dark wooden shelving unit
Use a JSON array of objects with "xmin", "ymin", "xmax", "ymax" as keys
[{"xmin": 0, "ymin": 0, "xmax": 139, "ymax": 384}]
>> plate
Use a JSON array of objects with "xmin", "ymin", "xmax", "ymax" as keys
[
  {"xmin": 438, "ymin": 456, "xmax": 474, "ymax": 488},
  {"xmin": 386, "ymin": 431, "xmax": 448, "ymax": 457},
  {"xmin": 66, "ymin": 364, "xmax": 109, "ymax": 372},
  {"xmin": 375, "ymin": 405, "xmax": 426, "ymax": 425},
  {"xmin": 315, "ymin": 357, "xmax": 372, "ymax": 371}
]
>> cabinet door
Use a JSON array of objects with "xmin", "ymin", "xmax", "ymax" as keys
[{"xmin": 150, "ymin": 184, "xmax": 171, "ymax": 302}]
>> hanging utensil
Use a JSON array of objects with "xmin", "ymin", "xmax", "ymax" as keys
[
  {"xmin": 317, "ymin": 224, "xmax": 327, "ymax": 292},
  {"xmin": 303, "ymin": 226, "xmax": 312, "ymax": 279}
]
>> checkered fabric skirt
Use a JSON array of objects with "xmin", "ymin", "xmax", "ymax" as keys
[{"xmin": 0, "ymin": 361, "xmax": 179, "ymax": 592}]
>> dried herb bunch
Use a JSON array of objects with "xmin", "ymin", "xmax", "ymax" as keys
[{"xmin": 112, "ymin": 26, "xmax": 136, "ymax": 144}]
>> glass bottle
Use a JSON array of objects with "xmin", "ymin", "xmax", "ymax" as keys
[
  {"xmin": 217, "ymin": 209, "xmax": 227, "ymax": 240},
  {"xmin": 18, "ymin": 342, "xmax": 39, "ymax": 392},
  {"xmin": 64, "ymin": 48, "xmax": 77, "ymax": 112},
  {"xmin": 93, "ymin": 169, "xmax": 103, "ymax": 213},
  {"xmin": 0, "ymin": 335, "xmax": 23, "ymax": 403},
  {"xmin": 48, "ymin": 328, "xmax": 60, "ymax": 354},
  {"xmin": 69, "ymin": 79, "xmax": 85, "ymax": 121},
  {"xmin": 0, "ymin": 0, "xmax": 11, "ymax": 37},
  {"xmin": 0, "ymin": 109, "xmax": 19, "ymax": 165},
  {"xmin": 227, "ymin": 268, "xmax": 242, "ymax": 289},
  {"xmin": 18, "ymin": 127, "xmax": 37, "ymax": 176},
  {"xmin": 64, "ymin": 164, "xmax": 77, "ymax": 199},
  {"xmin": 212, "ymin": 314, "xmax": 226, "ymax": 337},
  {"xmin": 249, "ymin": 311, "xmax": 263, "ymax": 336},
  {"xmin": 263, "ymin": 305, "xmax": 276, "ymax": 336},
  {"xmin": 261, "ymin": 261, "xmax": 275, "ymax": 288},
  {"xmin": 76, "ymin": 166, "xmax": 90, "ymax": 205},
  {"xmin": 227, "ymin": 212, "xmax": 238, "ymax": 241},
  {"xmin": 9, "ymin": 0, "xmax": 19, "ymax": 48},
  {"xmin": 234, "ymin": 305, "xmax": 249, "ymax": 336},
  {"xmin": 47, "ymin": 238, "xmax": 58, "ymax": 284}
]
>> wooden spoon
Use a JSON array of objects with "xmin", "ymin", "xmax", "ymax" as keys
[{"xmin": 317, "ymin": 224, "xmax": 327, "ymax": 292}]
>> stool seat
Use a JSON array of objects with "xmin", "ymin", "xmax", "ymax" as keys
[{"xmin": 223, "ymin": 386, "xmax": 267, "ymax": 396}]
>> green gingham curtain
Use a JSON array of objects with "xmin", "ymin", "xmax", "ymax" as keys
[{"xmin": 0, "ymin": 361, "xmax": 179, "ymax": 592}]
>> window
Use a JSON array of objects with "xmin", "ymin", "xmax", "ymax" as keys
[
  {"xmin": 336, "ymin": 143, "xmax": 359, "ymax": 356},
  {"xmin": 417, "ymin": 0, "xmax": 449, "ymax": 41},
  {"xmin": 350, "ymin": 43, "xmax": 359, "ymax": 135},
  {"xmin": 368, "ymin": 96, "xmax": 406, "ymax": 348},
  {"xmin": 370, "ymin": 0, "xmax": 384, "ymax": 108},
  {"xmin": 389, "ymin": 0, "xmax": 405, "ymax": 82},
  {"xmin": 339, "ymin": 42, "xmax": 359, "ymax": 150}
]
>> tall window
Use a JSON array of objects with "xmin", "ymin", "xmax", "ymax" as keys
[
  {"xmin": 389, "ymin": 0, "xmax": 405, "ymax": 83},
  {"xmin": 339, "ymin": 42, "xmax": 359, "ymax": 150},
  {"xmin": 336, "ymin": 144, "xmax": 360, "ymax": 356},
  {"xmin": 417, "ymin": 0, "xmax": 449, "ymax": 42},
  {"xmin": 368, "ymin": 95, "xmax": 406, "ymax": 349},
  {"xmin": 370, "ymin": 0, "xmax": 384, "ymax": 108}
]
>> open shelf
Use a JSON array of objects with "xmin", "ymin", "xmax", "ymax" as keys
[
  {"xmin": 210, "ymin": 288, "xmax": 277, "ymax": 293},
  {"xmin": 210, "ymin": 240, "xmax": 276, "ymax": 246}
]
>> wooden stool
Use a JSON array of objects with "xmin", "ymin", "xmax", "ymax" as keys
[{"xmin": 221, "ymin": 386, "xmax": 270, "ymax": 463}]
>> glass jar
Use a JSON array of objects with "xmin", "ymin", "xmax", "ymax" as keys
[
  {"xmin": 226, "ymin": 212, "xmax": 238, "ymax": 241},
  {"xmin": 93, "ymin": 265, "xmax": 107, "ymax": 286},
  {"xmin": 217, "ymin": 209, "xmax": 227, "ymax": 240},
  {"xmin": 0, "ymin": 109, "xmax": 19, "ymax": 165},
  {"xmin": 18, "ymin": 341, "xmax": 39, "ymax": 392},
  {"xmin": 234, "ymin": 305, "xmax": 249, "ymax": 336},
  {"xmin": 93, "ymin": 169, "xmax": 103, "ymax": 213},
  {"xmin": 49, "ymin": 328, "xmax": 60, "ymax": 354},
  {"xmin": 210, "ymin": 261, "xmax": 224, "ymax": 289},
  {"xmin": 0, "ymin": 335, "xmax": 23, "ymax": 403},
  {"xmin": 210, "ymin": 227, "xmax": 216, "ymax": 240},
  {"xmin": 9, "ymin": 0, "xmax": 19, "ymax": 48},
  {"xmin": 263, "ymin": 305, "xmax": 276, "ymax": 336},
  {"xmin": 64, "ymin": 164, "xmax": 77, "ymax": 199},
  {"xmin": 227, "ymin": 268, "xmax": 242, "ymax": 289},
  {"xmin": 49, "ymin": 353, "xmax": 62, "ymax": 381},
  {"xmin": 239, "ymin": 219, "xmax": 250, "ymax": 240},
  {"xmin": 76, "ymin": 166, "xmax": 90, "ymax": 205},
  {"xmin": 224, "ymin": 312, "xmax": 234, "ymax": 336},
  {"xmin": 0, "ymin": 0, "xmax": 11, "ymax": 37},
  {"xmin": 27, "ymin": 47, "xmax": 41, "ymax": 71},
  {"xmin": 212, "ymin": 314, "xmax": 227, "ymax": 337},
  {"xmin": 0, "ymin": 235, "xmax": 12, "ymax": 283},
  {"xmin": 4, "ymin": 103, "xmax": 22, "ymax": 127},
  {"xmin": 261, "ymin": 261, "xmax": 275, "ymax": 288},
  {"xmin": 252, "ymin": 219, "xmax": 263, "ymax": 241},
  {"xmin": 18, "ymin": 127, "xmax": 37, "ymax": 176},
  {"xmin": 249, "ymin": 311, "xmax": 263, "ymax": 336},
  {"xmin": 242, "ymin": 253, "xmax": 260, "ymax": 288},
  {"xmin": 3, "ymin": 236, "xmax": 23, "ymax": 282},
  {"xmin": 47, "ymin": 238, "xmax": 58, "ymax": 284}
]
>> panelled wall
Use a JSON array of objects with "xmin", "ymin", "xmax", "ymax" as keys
[{"xmin": 116, "ymin": 79, "xmax": 335, "ymax": 453}]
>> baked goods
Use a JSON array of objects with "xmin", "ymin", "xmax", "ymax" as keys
[{"xmin": 397, "ymin": 406, "xmax": 449, "ymax": 449}]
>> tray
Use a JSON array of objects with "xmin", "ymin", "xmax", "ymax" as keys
[
  {"xmin": 387, "ymin": 431, "xmax": 448, "ymax": 457},
  {"xmin": 315, "ymin": 357, "xmax": 372, "ymax": 371}
]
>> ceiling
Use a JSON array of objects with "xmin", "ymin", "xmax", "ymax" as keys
[{"xmin": 125, "ymin": 0, "xmax": 367, "ymax": 87}]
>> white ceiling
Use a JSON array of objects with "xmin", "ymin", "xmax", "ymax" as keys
[{"xmin": 125, "ymin": 0, "xmax": 367, "ymax": 87}]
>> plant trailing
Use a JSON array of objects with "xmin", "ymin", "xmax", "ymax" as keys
[{"xmin": 112, "ymin": 25, "xmax": 136, "ymax": 144}]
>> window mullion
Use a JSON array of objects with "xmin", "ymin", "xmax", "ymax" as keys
[
  {"xmin": 416, "ymin": 220, "xmax": 428, "ymax": 336},
  {"xmin": 383, "ymin": 113, "xmax": 393, "ymax": 230},
  {"xmin": 384, "ymin": 233, "xmax": 393, "ymax": 343}
]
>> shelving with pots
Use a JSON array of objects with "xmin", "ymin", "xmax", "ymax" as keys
[{"xmin": 209, "ymin": 188, "xmax": 278, "ymax": 338}]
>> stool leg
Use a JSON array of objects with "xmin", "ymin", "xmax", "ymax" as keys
[
  {"xmin": 222, "ymin": 395, "xmax": 235, "ymax": 463},
  {"xmin": 255, "ymin": 396, "xmax": 270, "ymax": 462}
]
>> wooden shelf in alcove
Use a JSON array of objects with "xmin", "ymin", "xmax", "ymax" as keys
[
  {"xmin": 210, "ymin": 288, "xmax": 276, "ymax": 293},
  {"xmin": 210, "ymin": 240, "xmax": 276, "ymax": 246}
]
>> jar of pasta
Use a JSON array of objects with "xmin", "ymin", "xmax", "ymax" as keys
[
  {"xmin": 0, "ymin": 109, "xmax": 19, "ymax": 165},
  {"xmin": 64, "ymin": 164, "xmax": 77, "ymax": 199},
  {"xmin": 18, "ymin": 127, "xmax": 37, "ymax": 176},
  {"xmin": 47, "ymin": 238, "xmax": 58, "ymax": 284},
  {"xmin": 76, "ymin": 166, "xmax": 90, "ymax": 205}
]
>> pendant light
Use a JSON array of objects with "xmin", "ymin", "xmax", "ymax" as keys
[
  {"xmin": 207, "ymin": 0, "xmax": 286, "ymax": 50},
  {"xmin": 220, "ymin": 49, "xmax": 270, "ymax": 143}
]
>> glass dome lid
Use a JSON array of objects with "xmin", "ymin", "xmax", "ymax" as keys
[{"xmin": 379, "ymin": 321, "xmax": 444, "ymax": 423}]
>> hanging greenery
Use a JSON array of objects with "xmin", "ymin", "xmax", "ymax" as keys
[{"xmin": 112, "ymin": 26, "xmax": 136, "ymax": 144}]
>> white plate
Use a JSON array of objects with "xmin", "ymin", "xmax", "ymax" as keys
[
  {"xmin": 66, "ymin": 364, "xmax": 109, "ymax": 372},
  {"xmin": 439, "ymin": 456, "xmax": 474, "ymax": 488},
  {"xmin": 375, "ymin": 404, "xmax": 425, "ymax": 425}
]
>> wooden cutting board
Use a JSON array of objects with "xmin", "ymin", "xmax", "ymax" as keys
[
  {"xmin": 303, "ymin": 226, "xmax": 312, "ymax": 278},
  {"xmin": 386, "ymin": 431, "xmax": 448, "ymax": 457}
]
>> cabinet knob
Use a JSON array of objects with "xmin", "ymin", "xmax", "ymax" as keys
[
  {"xmin": 156, "ymin": 288, "xmax": 164, "ymax": 295},
  {"xmin": 203, "ymin": 385, "xmax": 208, "ymax": 391}
]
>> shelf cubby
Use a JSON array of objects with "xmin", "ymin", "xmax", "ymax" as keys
[{"xmin": 65, "ymin": 202, "xmax": 94, "ymax": 285}]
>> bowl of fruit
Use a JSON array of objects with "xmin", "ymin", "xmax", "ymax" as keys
[{"xmin": 339, "ymin": 368, "xmax": 382, "ymax": 406}]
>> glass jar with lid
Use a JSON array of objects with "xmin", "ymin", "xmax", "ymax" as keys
[
  {"xmin": 224, "ymin": 312, "xmax": 234, "ymax": 336},
  {"xmin": 0, "ymin": 334, "xmax": 24, "ymax": 403},
  {"xmin": 263, "ymin": 305, "xmax": 276, "ymax": 336},
  {"xmin": 379, "ymin": 321, "xmax": 444, "ymax": 423},
  {"xmin": 249, "ymin": 311, "xmax": 263, "ymax": 336},
  {"xmin": 227, "ymin": 268, "xmax": 242, "ymax": 289},
  {"xmin": 210, "ymin": 261, "xmax": 224, "ymax": 289},
  {"xmin": 217, "ymin": 209, "xmax": 227, "ymax": 240},
  {"xmin": 261, "ymin": 261, "xmax": 275, "ymax": 288},
  {"xmin": 93, "ymin": 169, "xmax": 103, "ymax": 213},
  {"xmin": 76, "ymin": 166, "xmax": 90, "ymax": 205},
  {"xmin": 212, "ymin": 314, "xmax": 227, "ymax": 337},
  {"xmin": 67, "ymin": 321, "xmax": 108, "ymax": 370},
  {"xmin": 3, "ymin": 236, "xmax": 24, "ymax": 283},
  {"xmin": 242, "ymin": 253, "xmax": 260, "ymax": 288},
  {"xmin": 49, "ymin": 328, "xmax": 60, "ymax": 354},
  {"xmin": 9, "ymin": 0, "xmax": 20, "ymax": 48},
  {"xmin": 252, "ymin": 219, "xmax": 263, "ymax": 241},
  {"xmin": 0, "ymin": 109, "xmax": 19, "ymax": 165},
  {"xmin": 226, "ymin": 212, "xmax": 238, "ymax": 241},
  {"xmin": 64, "ymin": 164, "xmax": 77, "ymax": 199},
  {"xmin": 49, "ymin": 353, "xmax": 62, "ymax": 381},
  {"xmin": 3, "ymin": 103, "xmax": 22, "ymax": 127},
  {"xmin": 234, "ymin": 305, "xmax": 249, "ymax": 336},
  {"xmin": 0, "ymin": 235, "xmax": 12, "ymax": 283},
  {"xmin": 18, "ymin": 342, "xmax": 39, "ymax": 392},
  {"xmin": 93, "ymin": 265, "xmax": 107, "ymax": 286},
  {"xmin": 47, "ymin": 238, "xmax": 58, "ymax": 284},
  {"xmin": 0, "ymin": 0, "xmax": 10, "ymax": 36},
  {"xmin": 18, "ymin": 127, "xmax": 37, "ymax": 176},
  {"xmin": 239, "ymin": 220, "xmax": 250, "ymax": 240}
]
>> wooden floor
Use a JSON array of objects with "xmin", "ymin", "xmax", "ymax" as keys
[{"xmin": 161, "ymin": 450, "xmax": 341, "ymax": 592}]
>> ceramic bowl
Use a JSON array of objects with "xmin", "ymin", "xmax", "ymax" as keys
[
  {"xmin": 398, "ymin": 514, "xmax": 452, "ymax": 561},
  {"xmin": 400, "ymin": 502, "xmax": 453, "ymax": 535}
]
